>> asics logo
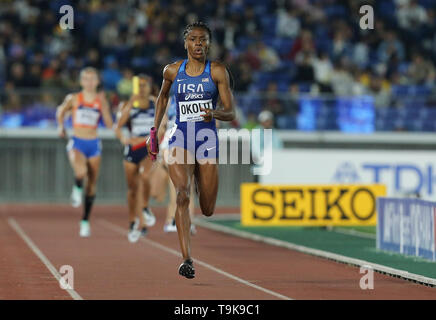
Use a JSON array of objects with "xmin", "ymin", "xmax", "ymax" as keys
[{"xmin": 185, "ymin": 93, "xmax": 204, "ymax": 100}]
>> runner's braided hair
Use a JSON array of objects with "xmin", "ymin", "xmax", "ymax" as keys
[{"xmin": 183, "ymin": 21, "xmax": 212, "ymax": 41}]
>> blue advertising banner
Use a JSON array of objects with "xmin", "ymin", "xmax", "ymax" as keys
[{"xmin": 377, "ymin": 197, "xmax": 436, "ymax": 261}]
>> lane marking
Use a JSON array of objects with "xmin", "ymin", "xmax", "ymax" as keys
[
  {"xmin": 331, "ymin": 227, "xmax": 376, "ymax": 240},
  {"xmin": 98, "ymin": 219, "xmax": 293, "ymax": 300},
  {"xmin": 194, "ymin": 218, "xmax": 436, "ymax": 287},
  {"xmin": 8, "ymin": 218, "xmax": 83, "ymax": 300}
]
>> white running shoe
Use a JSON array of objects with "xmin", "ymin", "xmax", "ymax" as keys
[
  {"xmin": 79, "ymin": 220, "xmax": 90, "ymax": 237},
  {"xmin": 143, "ymin": 208, "xmax": 156, "ymax": 227},
  {"xmin": 127, "ymin": 229, "xmax": 141, "ymax": 243},
  {"xmin": 190, "ymin": 224, "xmax": 197, "ymax": 236},
  {"xmin": 163, "ymin": 220, "xmax": 177, "ymax": 233},
  {"xmin": 133, "ymin": 217, "xmax": 139, "ymax": 230},
  {"xmin": 71, "ymin": 186, "xmax": 83, "ymax": 208}
]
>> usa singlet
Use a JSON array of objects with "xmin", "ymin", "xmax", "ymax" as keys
[{"xmin": 168, "ymin": 60, "xmax": 219, "ymax": 159}]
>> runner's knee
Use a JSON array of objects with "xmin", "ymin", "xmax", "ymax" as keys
[
  {"xmin": 200, "ymin": 201, "xmax": 215, "ymax": 217},
  {"xmin": 176, "ymin": 188, "xmax": 190, "ymax": 209},
  {"xmin": 75, "ymin": 169, "xmax": 86, "ymax": 181}
]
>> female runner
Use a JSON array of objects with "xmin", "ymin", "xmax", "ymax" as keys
[
  {"xmin": 115, "ymin": 74, "xmax": 156, "ymax": 242},
  {"xmin": 149, "ymin": 22, "xmax": 235, "ymax": 278},
  {"xmin": 57, "ymin": 67, "xmax": 114, "ymax": 237}
]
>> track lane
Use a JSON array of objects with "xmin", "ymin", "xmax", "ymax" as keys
[{"xmin": 2, "ymin": 204, "xmax": 436, "ymax": 300}]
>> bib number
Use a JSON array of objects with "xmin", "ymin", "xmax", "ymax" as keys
[
  {"xmin": 178, "ymin": 99, "xmax": 213, "ymax": 122},
  {"xmin": 75, "ymin": 108, "xmax": 100, "ymax": 127},
  {"xmin": 131, "ymin": 117, "xmax": 154, "ymax": 136}
]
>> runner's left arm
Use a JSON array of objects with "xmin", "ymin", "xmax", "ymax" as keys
[
  {"xmin": 201, "ymin": 62, "xmax": 235, "ymax": 122},
  {"xmin": 99, "ymin": 92, "xmax": 114, "ymax": 129}
]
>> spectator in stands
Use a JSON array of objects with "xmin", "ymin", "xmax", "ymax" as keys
[
  {"xmin": 4, "ymin": 92, "xmax": 21, "ymax": 112},
  {"xmin": 367, "ymin": 73, "xmax": 392, "ymax": 108},
  {"xmin": 295, "ymin": 51, "xmax": 315, "ymax": 83},
  {"xmin": 231, "ymin": 59, "xmax": 253, "ymax": 92},
  {"xmin": 8, "ymin": 62, "xmax": 27, "ymax": 88},
  {"xmin": 241, "ymin": 7, "xmax": 261, "ymax": 39},
  {"xmin": 330, "ymin": 58, "xmax": 354, "ymax": 96},
  {"xmin": 396, "ymin": 0, "xmax": 428, "ymax": 30},
  {"xmin": 377, "ymin": 30, "xmax": 405, "ymax": 64},
  {"xmin": 284, "ymin": 84, "xmax": 300, "ymax": 115},
  {"xmin": 352, "ymin": 36, "xmax": 370, "ymax": 70},
  {"xmin": 276, "ymin": 6, "xmax": 301, "ymax": 39},
  {"xmin": 408, "ymin": 52, "xmax": 436, "ymax": 85},
  {"xmin": 262, "ymin": 82, "xmax": 285, "ymax": 122},
  {"xmin": 41, "ymin": 59, "xmax": 62, "ymax": 88},
  {"xmin": 286, "ymin": 29, "xmax": 315, "ymax": 61},
  {"xmin": 244, "ymin": 43, "xmax": 262, "ymax": 70},
  {"xmin": 257, "ymin": 41, "xmax": 281, "ymax": 72},
  {"xmin": 250, "ymin": 110, "xmax": 284, "ymax": 182},
  {"xmin": 350, "ymin": 69, "xmax": 367, "ymax": 96},
  {"xmin": 27, "ymin": 64, "xmax": 42, "ymax": 88},
  {"xmin": 101, "ymin": 56, "xmax": 122, "ymax": 91},
  {"xmin": 117, "ymin": 68, "xmax": 134, "ymax": 99},
  {"xmin": 331, "ymin": 27, "xmax": 352, "ymax": 61},
  {"xmin": 313, "ymin": 51, "xmax": 333, "ymax": 93},
  {"xmin": 243, "ymin": 112, "xmax": 258, "ymax": 130},
  {"xmin": 86, "ymin": 48, "xmax": 103, "ymax": 70}
]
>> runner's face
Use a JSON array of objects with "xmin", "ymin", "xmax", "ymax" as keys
[
  {"xmin": 185, "ymin": 28, "xmax": 209, "ymax": 59},
  {"xmin": 80, "ymin": 71, "xmax": 99, "ymax": 91}
]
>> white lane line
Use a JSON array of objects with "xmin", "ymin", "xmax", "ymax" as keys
[
  {"xmin": 8, "ymin": 218, "xmax": 83, "ymax": 300},
  {"xmin": 331, "ymin": 227, "xmax": 376, "ymax": 240},
  {"xmin": 98, "ymin": 219, "xmax": 293, "ymax": 301}
]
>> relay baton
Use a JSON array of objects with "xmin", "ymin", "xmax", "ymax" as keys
[
  {"xmin": 132, "ymin": 76, "xmax": 139, "ymax": 108},
  {"xmin": 149, "ymin": 127, "xmax": 158, "ymax": 161}
]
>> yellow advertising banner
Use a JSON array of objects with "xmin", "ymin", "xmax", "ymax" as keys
[{"xmin": 241, "ymin": 184, "xmax": 386, "ymax": 226}]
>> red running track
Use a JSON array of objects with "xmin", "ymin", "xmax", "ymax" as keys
[{"xmin": 1, "ymin": 204, "xmax": 435, "ymax": 300}]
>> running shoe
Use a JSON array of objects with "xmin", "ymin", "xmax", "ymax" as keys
[
  {"xmin": 133, "ymin": 218, "xmax": 139, "ymax": 230},
  {"xmin": 178, "ymin": 259, "xmax": 195, "ymax": 279},
  {"xmin": 79, "ymin": 220, "xmax": 90, "ymax": 237},
  {"xmin": 140, "ymin": 227, "xmax": 148, "ymax": 237},
  {"xmin": 190, "ymin": 224, "xmax": 197, "ymax": 236},
  {"xmin": 163, "ymin": 219, "xmax": 177, "ymax": 233},
  {"xmin": 70, "ymin": 185, "xmax": 83, "ymax": 208},
  {"xmin": 143, "ymin": 208, "xmax": 156, "ymax": 227},
  {"xmin": 127, "ymin": 229, "xmax": 141, "ymax": 243}
]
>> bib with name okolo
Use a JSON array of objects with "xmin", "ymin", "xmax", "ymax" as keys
[{"xmin": 177, "ymin": 92, "xmax": 213, "ymax": 122}]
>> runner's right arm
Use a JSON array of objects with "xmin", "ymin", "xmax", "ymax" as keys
[
  {"xmin": 114, "ymin": 96, "xmax": 136, "ymax": 146},
  {"xmin": 56, "ymin": 94, "xmax": 75, "ymax": 138},
  {"xmin": 150, "ymin": 62, "xmax": 178, "ymax": 155}
]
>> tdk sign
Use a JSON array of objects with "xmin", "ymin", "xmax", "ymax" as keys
[{"xmin": 333, "ymin": 162, "xmax": 436, "ymax": 197}]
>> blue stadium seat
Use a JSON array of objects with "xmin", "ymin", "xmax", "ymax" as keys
[
  {"xmin": 277, "ymin": 115, "xmax": 296, "ymax": 129},
  {"xmin": 324, "ymin": 5, "xmax": 347, "ymax": 18},
  {"xmin": 392, "ymin": 85, "xmax": 409, "ymax": 96},
  {"xmin": 422, "ymin": 121, "xmax": 436, "ymax": 132},
  {"xmin": 260, "ymin": 15, "xmax": 277, "ymax": 36}
]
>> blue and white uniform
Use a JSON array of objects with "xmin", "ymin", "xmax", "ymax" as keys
[
  {"xmin": 167, "ymin": 60, "xmax": 219, "ymax": 159},
  {"xmin": 124, "ymin": 100, "xmax": 155, "ymax": 164}
]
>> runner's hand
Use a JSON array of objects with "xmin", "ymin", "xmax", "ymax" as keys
[
  {"xmin": 147, "ymin": 136, "xmax": 159, "ymax": 156},
  {"xmin": 58, "ymin": 126, "xmax": 66, "ymax": 138},
  {"xmin": 121, "ymin": 137, "xmax": 131, "ymax": 146},
  {"xmin": 200, "ymin": 107, "xmax": 214, "ymax": 122}
]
